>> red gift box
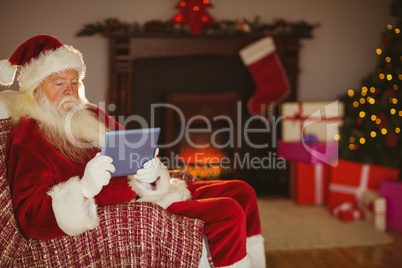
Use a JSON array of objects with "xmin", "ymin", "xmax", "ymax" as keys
[
  {"xmin": 332, "ymin": 202, "xmax": 364, "ymax": 222},
  {"xmin": 289, "ymin": 161, "xmax": 331, "ymax": 205},
  {"xmin": 328, "ymin": 160, "xmax": 399, "ymax": 211}
]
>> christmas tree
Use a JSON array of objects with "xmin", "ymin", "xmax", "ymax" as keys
[
  {"xmin": 339, "ymin": 0, "xmax": 402, "ymax": 168},
  {"xmin": 170, "ymin": 0, "xmax": 216, "ymax": 34}
]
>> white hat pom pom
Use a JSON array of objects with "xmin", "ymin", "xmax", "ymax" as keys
[{"xmin": 0, "ymin": 60, "xmax": 17, "ymax": 86}]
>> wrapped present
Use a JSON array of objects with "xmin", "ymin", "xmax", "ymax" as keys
[
  {"xmin": 328, "ymin": 159, "xmax": 399, "ymax": 211},
  {"xmin": 281, "ymin": 101, "xmax": 343, "ymax": 142},
  {"xmin": 380, "ymin": 180, "xmax": 402, "ymax": 233},
  {"xmin": 332, "ymin": 202, "xmax": 364, "ymax": 222},
  {"xmin": 289, "ymin": 161, "xmax": 331, "ymax": 205},
  {"xmin": 361, "ymin": 190, "xmax": 386, "ymax": 231},
  {"xmin": 277, "ymin": 140, "xmax": 338, "ymax": 165}
]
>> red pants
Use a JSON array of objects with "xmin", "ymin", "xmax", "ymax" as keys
[{"xmin": 167, "ymin": 180, "xmax": 261, "ymax": 267}]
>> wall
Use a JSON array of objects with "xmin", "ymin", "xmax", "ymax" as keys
[{"xmin": 0, "ymin": 0, "xmax": 395, "ymax": 106}]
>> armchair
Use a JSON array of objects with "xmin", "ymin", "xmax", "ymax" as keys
[{"xmin": 0, "ymin": 117, "xmax": 209, "ymax": 267}]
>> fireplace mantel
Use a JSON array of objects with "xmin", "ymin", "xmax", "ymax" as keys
[{"xmin": 104, "ymin": 32, "xmax": 311, "ymax": 118}]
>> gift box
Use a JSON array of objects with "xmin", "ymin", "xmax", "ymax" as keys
[
  {"xmin": 361, "ymin": 190, "xmax": 386, "ymax": 231},
  {"xmin": 380, "ymin": 180, "xmax": 402, "ymax": 233},
  {"xmin": 289, "ymin": 161, "xmax": 331, "ymax": 205},
  {"xmin": 277, "ymin": 140, "xmax": 338, "ymax": 165},
  {"xmin": 281, "ymin": 101, "xmax": 344, "ymax": 142},
  {"xmin": 328, "ymin": 159, "xmax": 399, "ymax": 211},
  {"xmin": 332, "ymin": 202, "xmax": 364, "ymax": 222}
]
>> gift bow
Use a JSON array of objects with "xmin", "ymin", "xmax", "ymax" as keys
[
  {"xmin": 285, "ymin": 103, "xmax": 343, "ymax": 140},
  {"xmin": 332, "ymin": 202, "xmax": 361, "ymax": 220},
  {"xmin": 329, "ymin": 164, "xmax": 370, "ymax": 209}
]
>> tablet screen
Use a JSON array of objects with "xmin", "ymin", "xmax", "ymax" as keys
[{"xmin": 101, "ymin": 128, "xmax": 160, "ymax": 177}]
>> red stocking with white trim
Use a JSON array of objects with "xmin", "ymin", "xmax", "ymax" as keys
[{"xmin": 239, "ymin": 36, "xmax": 290, "ymax": 116}]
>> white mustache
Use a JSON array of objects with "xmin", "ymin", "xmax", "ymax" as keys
[{"xmin": 58, "ymin": 96, "xmax": 80, "ymax": 109}]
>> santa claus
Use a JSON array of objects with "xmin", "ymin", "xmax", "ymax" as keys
[{"xmin": 0, "ymin": 35, "xmax": 265, "ymax": 268}]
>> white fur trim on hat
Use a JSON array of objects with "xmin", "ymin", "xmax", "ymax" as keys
[
  {"xmin": 19, "ymin": 45, "xmax": 86, "ymax": 92},
  {"xmin": 239, "ymin": 36, "xmax": 276, "ymax": 66},
  {"xmin": 47, "ymin": 176, "xmax": 99, "ymax": 236},
  {"xmin": 0, "ymin": 59, "xmax": 17, "ymax": 86}
]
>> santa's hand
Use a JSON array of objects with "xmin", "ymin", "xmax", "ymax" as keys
[
  {"xmin": 133, "ymin": 150, "xmax": 169, "ymax": 184},
  {"xmin": 80, "ymin": 153, "xmax": 115, "ymax": 198}
]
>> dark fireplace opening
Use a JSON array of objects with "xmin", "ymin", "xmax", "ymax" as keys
[
  {"xmin": 129, "ymin": 54, "xmax": 289, "ymax": 196},
  {"xmin": 130, "ymin": 54, "xmax": 254, "ymax": 128}
]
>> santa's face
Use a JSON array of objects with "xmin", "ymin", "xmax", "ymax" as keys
[{"xmin": 39, "ymin": 69, "xmax": 80, "ymax": 110}]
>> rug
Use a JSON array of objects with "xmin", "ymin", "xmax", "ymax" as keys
[{"xmin": 258, "ymin": 198, "xmax": 393, "ymax": 251}]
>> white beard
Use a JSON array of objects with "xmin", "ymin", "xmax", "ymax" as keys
[{"xmin": 30, "ymin": 90, "xmax": 108, "ymax": 164}]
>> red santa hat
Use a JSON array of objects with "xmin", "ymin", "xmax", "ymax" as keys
[{"xmin": 0, "ymin": 34, "xmax": 86, "ymax": 92}]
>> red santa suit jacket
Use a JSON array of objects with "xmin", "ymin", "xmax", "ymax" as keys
[{"xmin": 7, "ymin": 105, "xmax": 137, "ymax": 240}]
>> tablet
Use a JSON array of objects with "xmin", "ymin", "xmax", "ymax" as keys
[{"xmin": 101, "ymin": 128, "xmax": 161, "ymax": 177}]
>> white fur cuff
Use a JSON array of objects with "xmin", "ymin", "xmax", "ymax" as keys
[
  {"xmin": 48, "ymin": 176, "xmax": 99, "ymax": 236},
  {"xmin": 129, "ymin": 175, "xmax": 191, "ymax": 209},
  {"xmin": 247, "ymin": 234, "xmax": 266, "ymax": 268},
  {"xmin": 216, "ymin": 255, "xmax": 252, "ymax": 268},
  {"xmin": 239, "ymin": 36, "xmax": 276, "ymax": 66}
]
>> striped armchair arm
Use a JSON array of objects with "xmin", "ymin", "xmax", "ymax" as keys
[{"xmin": 15, "ymin": 202, "xmax": 204, "ymax": 267}]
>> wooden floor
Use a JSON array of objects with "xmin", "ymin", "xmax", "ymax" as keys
[{"xmin": 265, "ymin": 230, "xmax": 402, "ymax": 268}]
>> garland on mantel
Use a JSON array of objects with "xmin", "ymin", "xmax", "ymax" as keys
[{"xmin": 76, "ymin": 17, "xmax": 318, "ymax": 37}]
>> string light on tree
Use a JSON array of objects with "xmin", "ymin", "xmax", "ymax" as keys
[
  {"xmin": 339, "ymin": 0, "xmax": 402, "ymax": 168},
  {"xmin": 334, "ymin": 134, "xmax": 340, "ymax": 141}
]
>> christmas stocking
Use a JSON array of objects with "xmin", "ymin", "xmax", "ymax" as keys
[{"xmin": 239, "ymin": 36, "xmax": 290, "ymax": 116}]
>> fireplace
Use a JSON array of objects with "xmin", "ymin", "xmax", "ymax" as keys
[
  {"xmin": 165, "ymin": 92, "xmax": 242, "ymax": 179},
  {"xmin": 104, "ymin": 33, "xmax": 311, "ymax": 195}
]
